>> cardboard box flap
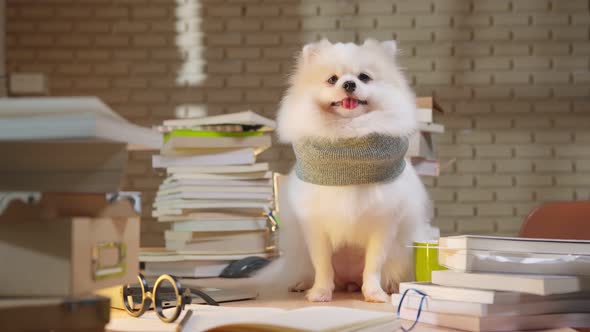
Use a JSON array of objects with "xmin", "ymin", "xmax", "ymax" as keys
[{"xmin": 0, "ymin": 193, "xmax": 137, "ymax": 222}]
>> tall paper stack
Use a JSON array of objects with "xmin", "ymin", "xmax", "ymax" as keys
[
  {"xmin": 143, "ymin": 111, "xmax": 277, "ymax": 277},
  {"xmin": 408, "ymin": 97, "xmax": 446, "ymax": 177}
]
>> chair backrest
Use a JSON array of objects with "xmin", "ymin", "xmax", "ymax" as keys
[{"xmin": 519, "ymin": 201, "xmax": 590, "ymax": 240}]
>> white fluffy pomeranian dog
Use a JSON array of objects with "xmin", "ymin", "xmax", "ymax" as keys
[
  {"xmin": 196, "ymin": 39, "xmax": 436, "ymax": 304},
  {"xmin": 274, "ymin": 39, "xmax": 436, "ymax": 303}
]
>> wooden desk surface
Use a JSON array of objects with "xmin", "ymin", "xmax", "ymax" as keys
[{"xmin": 109, "ymin": 288, "xmax": 514, "ymax": 332}]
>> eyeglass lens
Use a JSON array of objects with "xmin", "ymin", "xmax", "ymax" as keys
[
  {"xmin": 154, "ymin": 276, "xmax": 182, "ymax": 323},
  {"xmin": 123, "ymin": 274, "xmax": 150, "ymax": 317}
]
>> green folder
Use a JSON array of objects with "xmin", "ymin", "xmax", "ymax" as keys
[{"xmin": 163, "ymin": 129, "xmax": 264, "ymax": 143}]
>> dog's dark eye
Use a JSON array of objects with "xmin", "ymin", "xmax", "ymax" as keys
[
  {"xmin": 327, "ymin": 75, "xmax": 338, "ymax": 85},
  {"xmin": 358, "ymin": 73, "xmax": 371, "ymax": 82}
]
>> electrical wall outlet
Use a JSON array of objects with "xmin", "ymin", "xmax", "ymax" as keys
[{"xmin": 9, "ymin": 73, "xmax": 48, "ymax": 95}]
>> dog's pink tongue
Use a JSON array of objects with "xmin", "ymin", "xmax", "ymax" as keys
[{"xmin": 342, "ymin": 98, "xmax": 358, "ymax": 109}]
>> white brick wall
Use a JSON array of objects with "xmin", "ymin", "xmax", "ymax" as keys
[{"xmin": 6, "ymin": 0, "xmax": 590, "ymax": 245}]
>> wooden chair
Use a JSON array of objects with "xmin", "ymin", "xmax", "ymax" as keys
[{"xmin": 519, "ymin": 201, "xmax": 590, "ymax": 240}]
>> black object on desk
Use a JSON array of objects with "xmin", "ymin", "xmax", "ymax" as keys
[{"xmin": 219, "ymin": 256, "xmax": 271, "ymax": 278}]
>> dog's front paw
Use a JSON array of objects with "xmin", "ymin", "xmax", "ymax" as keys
[
  {"xmin": 362, "ymin": 285, "xmax": 389, "ymax": 303},
  {"xmin": 289, "ymin": 280, "xmax": 312, "ymax": 293},
  {"xmin": 306, "ymin": 287, "xmax": 333, "ymax": 302}
]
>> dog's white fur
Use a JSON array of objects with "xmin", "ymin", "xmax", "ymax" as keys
[
  {"xmin": 194, "ymin": 39, "xmax": 436, "ymax": 304},
  {"xmin": 275, "ymin": 39, "xmax": 435, "ymax": 303}
]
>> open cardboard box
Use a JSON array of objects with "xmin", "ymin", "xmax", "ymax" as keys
[{"xmin": 0, "ymin": 193, "xmax": 140, "ymax": 296}]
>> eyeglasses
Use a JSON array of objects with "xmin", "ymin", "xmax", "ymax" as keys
[{"xmin": 122, "ymin": 273, "xmax": 219, "ymax": 323}]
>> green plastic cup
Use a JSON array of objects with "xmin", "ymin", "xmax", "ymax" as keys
[{"xmin": 414, "ymin": 240, "xmax": 447, "ymax": 282}]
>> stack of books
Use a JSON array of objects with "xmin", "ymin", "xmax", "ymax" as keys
[
  {"xmin": 143, "ymin": 111, "xmax": 277, "ymax": 278},
  {"xmin": 0, "ymin": 97, "xmax": 161, "ymax": 192},
  {"xmin": 395, "ymin": 235, "xmax": 590, "ymax": 331},
  {"xmin": 408, "ymin": 97, "xmax": 445, "ymax": 177},
  {"xmin": 0, "ymin": 97, "xmax": 159, "ymax": 331}
]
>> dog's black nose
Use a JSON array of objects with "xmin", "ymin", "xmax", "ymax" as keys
[{"xmin": 343, "ymin": 81, "xmax": 356, "ymax": 92}]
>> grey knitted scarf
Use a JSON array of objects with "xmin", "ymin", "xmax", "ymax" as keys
[{"xmin": 292, "ymin": 133, "xmax": 409, "ymax": 186}]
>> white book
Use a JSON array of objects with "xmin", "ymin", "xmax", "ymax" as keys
[
  {"xmin": 157, "ymin": 211, "xmax": 264, "ymax": 222},
  {"xmin": 185, "ymin": 306, "xmax": 398, "ymax": 332},
  {"xmin": 162, "ymin": 134, "xmax": 271, "ymax": 151},
  {"xmin": 418, "ymin": 122, "xmax": 444, "ymax": 133},
  {"xmin": 440, "ymin": 235, "xmax": 590, "ymax": 256},
  {"xmin": 158, "ymin": 185, "xmax": 273, "ymax": 194},
  {"xmin": 399, "ymin": 282, "xmax": 590, "ymax": 304},
  {"xmin": 108, "ymin": 305, "xmax": 400, "ymax": 332},
  {"xmin": 163, "ymin": 111, "xmax": 276, "ymax": 131},
  {"xmin": 158, "ymin": 146, "xmax": 261, "ymax": 157},
  {"xmin": 152, "ymin": 148, "xmax": 255, "ymax": 168},
  {"xmin": 168, "ymin": 171, "xmax": 272, "ymax": 181},
  {"xmin": 439, "ymin": 248, "xmax": 590, "ymax": 276},
  {"xmin": 161, "ymin": 177, "xmax": 272, "ymax": 187},
  {"xmin": 392, "ymin": 293, "xmax": 590, "ymax": 317},
  {"xmin": 154, "ymin": 198, "xmax": 270, "ymax": 208},
  {"xmin": 156, "ymin": 124, "xmax": 252, "ymax": 133},
  {"xmin": 166, "ymin": 162, "xmax": 269, "ymax": 174},
  {"xmin": 155, "ymin": 191, "xmax": 272, "ymax": 201},
  {"xmin": 143, "ymin": 260, "xmax": 228, "ymax": 278},
  {"xmin": 398, "ymin": 308, "xmax": 590, "ymax": 332},
  {"xmin": 153, "ymin": 205, "xmax": 270, "ymax": 218},
  {"xmin": 139, "ymin": 251, "xmax": 269, "ymax": 262},
  {"xmin": 164, "ymin": 230, "xmax": 267, "ymax": 254},
  {"xmin": 416, "ymin": 96, "xmax": 444, "ymax": 124},
  {"xmin": 411, "ymin": 158, "xmax": 440, "ymax": 176},
  {"xmin": 416, "ymin": 107, "xmax": 433, "ymax": 123},
  {"xmin": 0, "ymin": 96, "xmax": 124, "ymax": 120},
  {"xmin": 171, "ymin": 218, "xmax": 268, "ymax": 232},
  {"xmin": 0, "ymin": 97, "xmax": 161, "ymax": 149},
  {"xmin": 432, "ymin": 270, "xmax": 590, "ymax": 296},
  {"xmin": 407, "ymin": 131, "xmax": 435, "ymax": 159}
]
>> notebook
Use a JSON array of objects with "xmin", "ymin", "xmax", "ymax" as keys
[
  {"xmin": 431, "ymin": 270, "xmax": 590, "ymax": 296},
  {"xmin": 162, "ymin": 111, "xmax": 276, "ymax": 131}
]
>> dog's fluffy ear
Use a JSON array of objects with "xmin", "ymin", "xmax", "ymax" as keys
[
  {"xmin": 380, "ymin": 40, "xmax": 397, "ymax": 56},
  {"xmin": 301, "ymin": 39, "xmax": 331, "ymax": 64},
  {"xmin": 363, "ymin": 39, "xmax": 397, "ymax": 57}
]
